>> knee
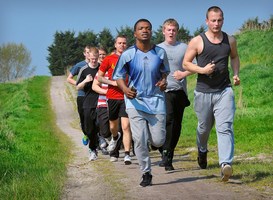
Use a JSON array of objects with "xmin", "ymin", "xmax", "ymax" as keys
[
  {"xmin": 198, "ymin": 122, "xmax": 212, "ymax": 134},
  {"xmin": 151, "ymin": 137, "xmax": 165, "ymax": 148},
  {"xmin": 217, "ymin": 122, "xmax": 233, "ymax": 135}
]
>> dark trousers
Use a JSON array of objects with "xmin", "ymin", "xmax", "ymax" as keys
[
  {"xmin": 77, "ymin": 96, "xmax": 85, "ymax": 134},
  {"xmin": 161, "ymin": 90, "xmax": 190, "ymax": 161},
  {"xmin": 96, "ymin": 107, "xmax": 111, "ymax": 139},
  {"xmin": 84, "ymin": 107, "xmax": 99, "ymax": 151}
]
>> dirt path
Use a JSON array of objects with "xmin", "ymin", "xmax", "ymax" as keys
[{"xmin": 50, "ymin": 76, "xmax": 271, "ymax": 200}]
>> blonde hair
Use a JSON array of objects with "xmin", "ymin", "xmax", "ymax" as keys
[
  {"xmin": 87, "ymin": 46, "xmax": 99, "ymax": 56},
  {"xmin": 162, "ymin": 18, "xmax": 179, "ymax": 30}
]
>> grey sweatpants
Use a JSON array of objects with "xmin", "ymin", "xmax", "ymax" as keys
[
  {"xmin": 126, "ymin": 108, "xmax": 166, "ymax": 174},
  {"xmin": 194, "ymin": 87, "xmax": 235, "ymax": 165}
]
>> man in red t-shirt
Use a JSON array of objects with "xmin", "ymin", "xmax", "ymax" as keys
[{"xmin": 97, "ymin": 35, "xmax": 132, "ymax": 165}]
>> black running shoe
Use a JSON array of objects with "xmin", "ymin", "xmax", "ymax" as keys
[
  {"xmin": 140, "ymin": 172, "xmax": 152, "ymax": 187},
  {"xmin": 197, "ymin": 149, "xmax": 208, "ymax": 169},
  {"xmin": 165, "ymin": 164, "xmax": 174, "ymax": 171},
  {"xmin": 159, "ymin": 150, "xmax": 168, "ymax": 167}
]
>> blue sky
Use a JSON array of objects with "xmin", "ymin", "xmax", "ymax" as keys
[{"xmin": 1, "ymin": 0, "xmax": 272, "ymax": 76}]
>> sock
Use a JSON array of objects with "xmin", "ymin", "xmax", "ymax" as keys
[
  {"xmin": 113, "ymin": 135, "xmax": 119, "ymax": 140},
  {"xmin": 124, "ymin": 151, "xmax": 130, "ymax": 156}
]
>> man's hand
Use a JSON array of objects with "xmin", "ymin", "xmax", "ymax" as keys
[
  {"xmin": 124, "ymin": 86, "xmax": 137, "ymax": 99},
  {"xmin": 155, "ymin": 78, "xmax": 167, "ymax": 91},
  {"xmin": 233, "ymin": 75, "xmax": 240, "ymax": 86},
  {"xmin": 203, "ymin": 62, "xmax": 216, "ymax": 75},
  {"xmin": 85, "ymin": 74, "xmax": 93, "ymax": 82}
]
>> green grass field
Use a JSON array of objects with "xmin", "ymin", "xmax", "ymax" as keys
[
  {"xmin": 0, "ymin": 76, "xmax": 72, "ymax": 199},
  {"xmin": 0, "ymin": 29, "xmax": 272, "ymax": 198}
]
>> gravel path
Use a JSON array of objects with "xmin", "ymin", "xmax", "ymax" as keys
[{"xmin": 50, "ymin": 76, "xmax": 271, "ymax": 200}]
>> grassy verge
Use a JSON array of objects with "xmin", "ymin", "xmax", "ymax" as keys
[{"xmin": 0, "ymin": 76, "xmax": 72, "ymax": 199}]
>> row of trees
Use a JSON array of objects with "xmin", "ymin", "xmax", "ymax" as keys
[
  {"xmin": 49, "ymin": 15, "xmax": 272, "ymax": 76},
  {"xmin": 47, "ymin": 24, "xmax": 206, "ymax": 76},
  {"xmin": 0, "ymin": 16, "xmax": 271, "ymax": 82}
]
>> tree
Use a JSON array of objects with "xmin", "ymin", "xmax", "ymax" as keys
[
  {"xmin": 47, "ymin": 31, "xmax": 76, "ymax": 75},
  {"xmin": 97, "ymin": 28, "xmax": 114, "ymax": 53},
  {"xmin": 76, "ymin": 30, "xmax": 97, "ymax": 60},
  {"xmin": 0, "ymin": 43, "xmax": 34, "ymax": 83},
  {"xmin": 116, "ymin": 25, "xmax": 135, "ymax": 47},
  {"xmin": 177, "ymin": 25, "xmax": 191, "ymax": 43},
  {"xmin": 151, "ymin": 24, "xmax": 192, "ymax": 44},
  {"xmin": 193, "ymin": 25, "xmax": 207, "ymax": 37},
  {"xmin": 152, "ymin": 25, "xmax": 164, "ymax": 44}
]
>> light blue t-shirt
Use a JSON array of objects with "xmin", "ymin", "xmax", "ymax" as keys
[
  {"xmin": 70, "ymin": 60, "xmax": 87, "ymax": 96},
  {"xmin": 113, "ymin": 45, "xmax": 170, "ymax": 114}
]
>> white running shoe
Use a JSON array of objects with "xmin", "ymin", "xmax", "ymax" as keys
[
  {"xmin": 110, "ymin": 157, "xmax": 118, "ymax": 162},
  {"xmin": 124, "ymin": 154, "xmax": 132, "ymax": 165},
  {"xmin": 221, "ymin": 163, "xmax": 232, "ymax": 182},
  {"xmin": 89, "ymin": 149, "xmax": 98, "ymax": 161},
  {"xmin": 107, "ymin": 132, "xmax": 121, "ymax": 152},
  {"xmin": 98, "ymin": 134, "xmax": 107, "ymax": 148}
]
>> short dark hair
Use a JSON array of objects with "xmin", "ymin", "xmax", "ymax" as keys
[
  {"xmin": 115, "ymin": 34, "xmax": 127, "ymax": 42},
  {"xmin": 206, "ymin": 6, "xmax": 224, "ymax": 19},
  {"xmin": 134, "ymin": 18, "xmax": 152, "ymax": 31}
]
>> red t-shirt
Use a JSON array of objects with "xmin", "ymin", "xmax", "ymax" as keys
[{"xmin": 99, "ymin": 53, "xmax": 124, "ymax": 100}]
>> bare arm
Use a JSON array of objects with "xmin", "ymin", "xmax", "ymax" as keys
[
  {"xmin": 183, "ymin": 36, "xmax": 215, "ymax": 75},
  {"xmin": 173, "ymin": 70, "xmax": 194, "ymax": 81},
  {"xmin": 116, "ymin": 79, "xmax": 137, "ymax": 99},
  {"xmin": 76, "ymin": 74, "xmax": 93, "ymax": 90},
  {"xmin": 67, "ymin": 73, "xmax": 76, "ymax": 85},
  {"xmin": 97, "ymin": 70, "xmax": 117, "ymax": 86},
  {"xmin": 92, "ymin": 78, "xmax": 107, "ymax": 95},
  {"xmin": 229, "ymin": 36, "xmax": 240, "ymax": 86}
]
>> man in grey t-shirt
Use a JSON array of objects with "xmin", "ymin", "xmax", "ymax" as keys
[{"xmin": 157, "ymin": 18, "xmax": 192, "ymax": 171}]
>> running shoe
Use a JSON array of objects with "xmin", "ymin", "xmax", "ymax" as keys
[
  {"xmin": 82, "ymin": 135, "xmax": 89, "ymax": 146},
  {"xmin": 107, "ymin": 132, "xmax": 121, "ymax": 152},
  {"xmin": 89, "ymin": 149, "xmax": 98, "ymax": 161},
  {"xmin": 140, "ymin": 172, "xmax": 152, "ymax": 187},
  {"xmin": 197, "ymin": 148, "xmax": 208, "ymax": 169},
  {"xmin": 101, "ymin": 147, "xmax": 109, "ymax": 155},
  {"xmin": 110, "ymin": 157, "xmax": 118, "ymax": 162},
  {"xmin": 124, "ymin": 154, "xmax": 132, "ymax": 165},
  {"xmin": 98, "ymin": 134, "xmax": 107, "ymax": 149},
  {"xmin": 221, "ymin": 163, "xmax": 232, "ymax": 182}
]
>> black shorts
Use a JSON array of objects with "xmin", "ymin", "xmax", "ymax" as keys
[{"xmin": 107, "ymin": 99, "xmax": 128, "ymax": 120}]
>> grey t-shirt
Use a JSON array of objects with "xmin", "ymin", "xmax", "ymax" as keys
[{"xmin": 158, "ymin": 41, "xmax": 188, "ymax": 93}]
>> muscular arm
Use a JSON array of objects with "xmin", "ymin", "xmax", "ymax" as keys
[
  {"xmin": 173, "ymin": 70, "xmax": 194, "ymax": 80},
  {"xmin": 229, "ymin": 36, "xmax": 240, "ymax": 85},
  {"xmin": 183, "ymin": 36, "xmax": 215, "ymax": 75}
]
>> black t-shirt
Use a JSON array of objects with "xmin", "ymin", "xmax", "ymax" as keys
[
  {"xmin": 196, "ymin": 32, "xmax": 231, "ymax": 92},
  {"xmin": 77, "ymin": 64, "xmax": 99, "ymax": 108}
]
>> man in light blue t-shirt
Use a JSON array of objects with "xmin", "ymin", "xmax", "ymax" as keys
[{"xmin": 113, "ymin": 19, "xmax": 169, "ymax": 187}]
